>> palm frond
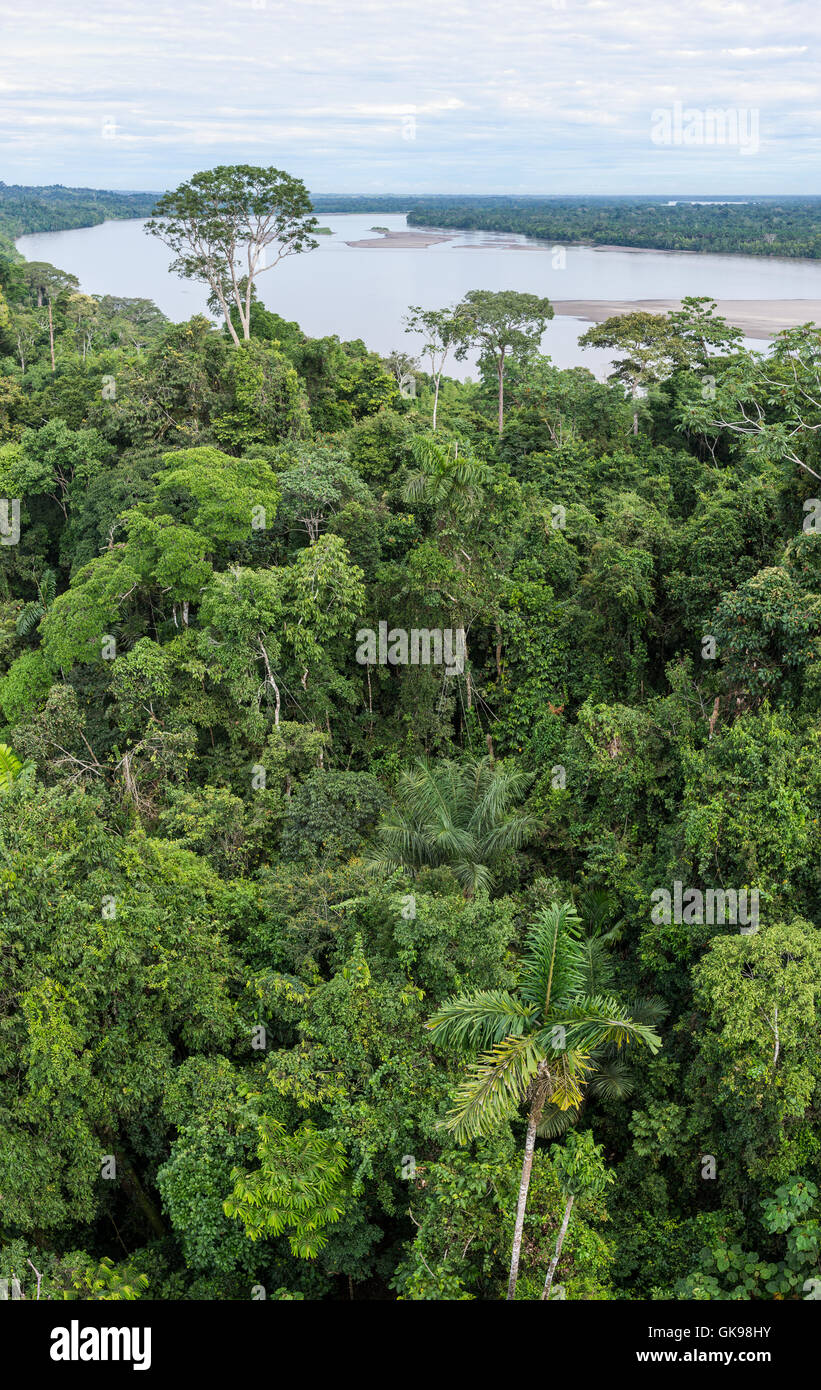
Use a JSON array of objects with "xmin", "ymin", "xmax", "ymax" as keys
[
  {"xmin": 623, "ymin": 994, "xmax": 669, "ymax": 1029},
  {"xmin": 451, "ymin": 856, "xmax": 493, "ymax": 896},
  {"xmin": 541, "ymin": 1047, "xmax": 593, "ymax": 1110},
  {"xmin": 0, "ymin": 742, "xmax": 23, "ymax": 790},
  {"xmin": 15, "ymin": 601, "xmax": 43, "ymax": 636},
  {"xmin": 445, "ymin": 1031, "xmax": 544, "ymax": 1142},
  {"xmin": 536, "ymin": 1104, "xmax": 578, "ymax": 1139},
  {"xmin": 587, "ymin": 1060, "xmax": 636, "ymax": 1103},
  {"xmin": 517, "ymin": 901, "xmax": 584, "ymax": 1016},
  {"xmin": 558, "ymin": 994, "xmax": 662, "ymax": 1055},
  {"xmin": 576, "ymin": 887, "xmax": 622, "ymax": 940},
  {"xmin": 478, "ymin": 810, "xmax": 539, "ymax": 860},
  {"xmin": 467, "ymin": 760, "xmax": 532, "ymax": 835},
  {"xmin": 428, "ymin": 991, "xmax": 537, "ymax": 1052},
  {"xmin": 401, "ymin": 471, "xmax": 429, "ymax": 505},
  {"xmin": 576, "ymin": 935, "xmax": 617, "ymax": 996}
]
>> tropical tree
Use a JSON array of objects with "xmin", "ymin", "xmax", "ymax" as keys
[
  {"xmin": 665, "ymin": 295, "xmax": 743, "ymax": 366},
  {"xmin": 535, "ymin": 890, "xmax": 666, "ymax": 1141},
  {"xmin": 403, "ymin": 304, "xmax": 466, "ymax": 430},
  {"xmin": 541, "ymin": 1129, "xmax": 613, "ymax": 1300},
  {"xmin": 427, "ymin": 901, "xmax": 661, "ymax": 1299},
  {"xmin": 146, "ymin": 165, "xmax": 318, "ymax": 345},
  {"xmin": 402, "ymin": 434, "xmax": 493, "ymax": 525},
  {"xmin": 224, "ymin": 1117, "xmax": 349, "ymax": 1257},
  {"xmin": 21, "ymin": 262, "xmax": 79, "ymax": 371},
  {"xmin": 682, "ymin": 324, "xmax": 821, "ymax": 484},
  {"xmin": 276, "ymin": 443, "xmax": 371, "ymax": 542},
  {"xmin": 366, "ymin": 755, "xmax": 536, "ymax": 897},
  {"xmin": 454, "ymin": 289, "xmax": 554, "ymax": 434},
  {"xmin": 579, "ymin": 311, "xmax": 688, "ymax": 434}
]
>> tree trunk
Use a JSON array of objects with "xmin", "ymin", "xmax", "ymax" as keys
[
  {"xmin": 632, "ymin": 410, "xmax": 638, "ymax": 435},
  {"xmin": 258, "ymin": 638, "xmax": 281, "ymax": 724},
  {"xmin": 497, "ymin": 358, "xmax": 505, "ymax": 436},
  {"xmin": 243, "ymin": 267, "xmax": 254, "ymax": 341},
  {"xmin": 432, "ymin": 373, "xmax": 441, "ymax": 431},
  {"xmin": 48, "ymin": 300, "xmax": 55, "ymax": 372},
  {"xmin": 541, "ymin": 1193, "xmax": 574, "ymax": 1300},
  {"xmin": 507, "ymin": 1096, "xmax": 542, "ymax": 1301},
  {"xmin": 214, "ymin": 283, "xmax": 241, "ymax": 346}
]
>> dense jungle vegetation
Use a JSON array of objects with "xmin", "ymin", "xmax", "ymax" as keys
[{"xmin": 0, "ymin": 170, "xmax": 820, "ymax": 1302}]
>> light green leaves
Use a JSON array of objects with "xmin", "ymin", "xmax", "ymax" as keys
[{"xmin": 224, "ymin": 1118, "xmax": 349, "ymax": 1258}]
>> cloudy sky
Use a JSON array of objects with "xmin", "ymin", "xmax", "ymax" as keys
[{"xmin": 0, "ymin": 0, "xmax": 818, "ymax": 194}]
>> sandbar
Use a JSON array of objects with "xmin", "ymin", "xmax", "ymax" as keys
[
  {"xmin": 344, "ymin": 230, "xmax": 454, "ymax": 248},
  {"xmin": 551, "ymin": 299, "xmax": 821, "ymax": 340}
]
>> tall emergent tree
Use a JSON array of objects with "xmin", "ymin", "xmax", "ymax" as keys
[
  {"xmin": 428, "ymin": 901, "xmax": 660, "ymax": 1300},
  {"xmin": 579, "ymin": 311, "xmax": 687, "ymax": 435},
  {"xmin": 146, "ymin": 165, "xmax": 318, "ymax": 345},
  {"xmin": 455, "ymin": 289, "xmax": 554, "ymax": 435},
  {"xmin": 403, "ymin": 304, "xmax": 466, "ymax": 430},
  {"xmin": 21, "ymin": 262, "xmax": 79, "ymax": 371}
]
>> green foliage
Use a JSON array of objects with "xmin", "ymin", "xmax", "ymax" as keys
[
  {"xmin": 676, "ymin": 1179, "xmax": 821, "ymax": 1299},
  {"xmin": 224, "ymin": 1118, "xmax": 349, "ymax": 1256},
  {"xmin": 367, "ymin": 755, "xmax": 536, "ymax": 896},
  {"xmin": 5, "ymin": 182, "xmax": 821, "ymax": 1302}
]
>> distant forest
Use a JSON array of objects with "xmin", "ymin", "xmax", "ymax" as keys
[
  {"xmin": 4, "ymin": 185, "xmax": 821, "ymax": 261},
  {"xmin": 0, "ymin": 183, "xmax": 159, "ymax": 257},
  {"xmin": 404, "ymin": 196, "xmax": 821, "ymax": 259}
]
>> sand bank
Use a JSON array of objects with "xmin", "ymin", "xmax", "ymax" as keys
[
  {"xmin": 551, "ymin": 299, "xmax": 821, "ymax": 340},
  {"xmin": 344, "ymin": 230, "xmax": 454, "ymax": 249}
]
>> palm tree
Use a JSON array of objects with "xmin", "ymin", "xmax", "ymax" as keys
[
  {"xmin": 427, "ymin": 900, "xmax": 661, "ymax": 1300},
  {"xmin": 16, "ymin": 567, "xmax": 56, "ymax": 636},
  {"xmin": 402, "ymin": 435, "xmax": 493, "ymax": 524},
  {"xmin": 0, "ymin": 743, "xmax": 23, "ymax": 791},
  {"xmin": 535, "ymin": 890, "xmax": 666, "ymax": 1142},
  {"xmin": 366, "ymin": 755, "xmax": 537, "ymax": 897}
]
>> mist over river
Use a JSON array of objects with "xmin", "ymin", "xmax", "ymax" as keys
[{"xmin": 19, "ymin": 212, "xmax": 821, "ymax": 377}]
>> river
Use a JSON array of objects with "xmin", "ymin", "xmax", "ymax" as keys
[{"xmin": 18, "ymin": 213, "xmax": 821, "ymax": 378}]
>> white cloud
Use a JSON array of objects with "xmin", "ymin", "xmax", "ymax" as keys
[{"xmin": 0, "ymin": 0, "xmax": 818, "ymax": 190}]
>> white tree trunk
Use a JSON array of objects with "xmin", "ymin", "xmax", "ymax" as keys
[
  {"xmin": 541, "ymin": 1194, "xmax": 574, "ymax": 1300},
  {"xmin": 497, "ymin": 359, "xmax": 505, "ymax": 436},
  {"xmin": 507, "ymin": 1101, "xmax": 540, "ymax": 1301}
]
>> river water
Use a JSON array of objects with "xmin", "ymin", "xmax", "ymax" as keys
[{"xmin": 18, "ymin": 212, "xmax": 821, "ymax": 378}]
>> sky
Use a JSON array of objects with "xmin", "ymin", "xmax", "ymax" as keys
[{"xmin": 0, "ymin": 0, "xmax": 819, "ymax": 195}]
